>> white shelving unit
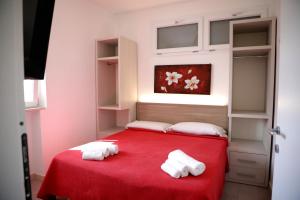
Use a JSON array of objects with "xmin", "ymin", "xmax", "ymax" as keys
[
  {"xmin": 227, "ymin": 17, "xmax": 276, "ymax": 187},
  {"xmin": 95, "ymin": 37, "xmax": 137, "ymax": 138}
]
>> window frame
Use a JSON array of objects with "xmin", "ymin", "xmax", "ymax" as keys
[{"xmin": 24, "ymin": 79, "xmax": 47, "ymax": 109}]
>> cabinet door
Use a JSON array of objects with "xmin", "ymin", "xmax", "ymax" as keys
[
  {"xmin": 204, "ymin": 9, "xmax": 268, "ymax": 50},
  {"xmin": 154, "ymin": 17, "xmax": 203, "ymax": 55}
]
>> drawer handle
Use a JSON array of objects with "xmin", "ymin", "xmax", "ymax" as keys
[
  {"xmin": 237, "ymin": 158, "xmax": 257, "ymax": 164},
  {"xmin": 236, "ymin": 172, "xmax": 256, "ymax": 179}
]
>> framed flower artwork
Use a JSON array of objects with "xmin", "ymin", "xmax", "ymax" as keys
[{"xmin": 154, "ymin": 64, "xmax": 211, "ymax": 94}]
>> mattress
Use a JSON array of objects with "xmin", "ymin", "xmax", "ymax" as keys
[{"xmin": 38, "ymin": 129, "xmax": 228, "ymax": 200}]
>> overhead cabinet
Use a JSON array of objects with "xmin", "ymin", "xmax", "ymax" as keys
[
  {"xmin": 154, "ymin": 17, "xmax": 203, "ymax": 54},
  {"xmin": 153, "ymin": 9, "xmax": 268, "ymax": 55},
  {"xmin": 157, "ymin": 23, "xmax": 198, "ymax": 49},
  {"xmin": 204, "ymin": 9, "xmax": 267, "ymax": 50}
]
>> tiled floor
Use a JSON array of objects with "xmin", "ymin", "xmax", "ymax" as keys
[
  {"xmin": 221, "ymin": 181, "xmax": 271, "ymax": 200},
  {"xmin": 31, "ymin": 179, "xmax": 41, "ymax": 200},
  {"xmin": 31, "ymin": 179, "xmax": 270, "ymax": 200}
]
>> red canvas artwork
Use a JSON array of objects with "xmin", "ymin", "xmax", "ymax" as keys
[{"xmin": 154, "ymin": 64, "xmax": 211, "ymax": 95}]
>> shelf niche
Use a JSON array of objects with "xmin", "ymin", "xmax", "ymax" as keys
[
  {"xmin": 233, "ymin": 20, "xmax": 272, "ymax": 48},
  {"xmin": 231, "ymin": 118, "xmax": 268, "ymax": 141},
  {"xmin": 97, "ymin": 61, "xmax": 118, "ymax": 107},
  {"xmin": 97, "ymin": 38, "xmax": 118, "ymax": 58},
  {"xmin": 231, "ymin": 56, "xmax": 268, "ymax": 113},
  {"xmin": 97, "ymin": 109, "xmax": 129, "ymax": 132}
]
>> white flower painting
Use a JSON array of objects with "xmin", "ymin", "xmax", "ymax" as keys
[
  {"xmin": 165, "ymin": 72, "xmax": 182, "ymax": 85},
  {"xmin": 184, "ymin": 76, "xmax": 200, "ymax": 91},
  {"xmin": 154, "ymin": 64, "xmax": 211, "ymax": 94}
]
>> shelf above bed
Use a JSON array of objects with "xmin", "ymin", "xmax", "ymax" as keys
[{"xmin": 98, "ymin": 105, "xmax": 128, "ymax": 111}]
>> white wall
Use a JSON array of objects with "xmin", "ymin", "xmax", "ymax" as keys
[
  {"xmin": 114, "ymin": 0, "xmax": 275, "ymax": 105},
  {"xmin": 26, "ymin": 0, "xmax": 114, "ymax": 175},
  {"xmin": 25, "ymin": 112, "xmax": 43, "ymax": 175}
]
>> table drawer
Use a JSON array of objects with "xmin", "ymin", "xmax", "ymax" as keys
[
  {"xmin": 230, "ymin": 152, "xmax": 267, "ymax": 169},
  {"xmin": 228, "ymin": 166, "xmax": 266, "ymax": 184}
]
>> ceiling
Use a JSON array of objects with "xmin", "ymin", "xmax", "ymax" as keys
[{"xmin": 93, "ymin": 0, "xmax": 193, "ymax": 14}]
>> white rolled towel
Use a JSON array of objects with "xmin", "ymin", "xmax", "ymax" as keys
[
  {"xmin": 108, "ymin": 144, "xmax": 119, "ymax": 155},
  {"xmin": 161, "ymin": 161, "xmax": 181, "ymax": 179},
  {"xmin": 82, "ymin": 150, "xmax": 104, "ymax": 160},
  {"xmin": 165, "ymin": 158, "xmax": 189, "ymax": 177},
  {"xmin": 97, "ymin": 147, "xmax": 110, "ymax": 158},
  {"xmin": 82, "ymin": 144, "xmax": 110, "ymax": 158},
  {"xmin": 168, "ymin": 149, "xmax": 206, "ymax": 176}
]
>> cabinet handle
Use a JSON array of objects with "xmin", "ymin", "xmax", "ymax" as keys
[
  {"xmin": 236, "ymin": 172, "xmax": 256, "ymax": 179},
  {"xmin": 232, "ymin": 12, "xmax": 243, "ymax": 17},
  {"xmin": 209, "ymin": 49, "xmax": 216, "ymax": 52},
  {"xmin": 237, "ymin": 158, "xmax": 257, "ymax": 164}
]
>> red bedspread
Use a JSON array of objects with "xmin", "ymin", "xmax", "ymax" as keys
[{"xmin": 38, "ymin": 129, "xmax": 228, "ymax": 200}]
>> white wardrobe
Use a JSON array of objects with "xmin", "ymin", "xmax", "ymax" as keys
[{"xmin": 227, "ymin": 17, "xmax": 276, "ymax": 187}]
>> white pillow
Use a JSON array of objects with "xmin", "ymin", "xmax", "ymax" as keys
[
  {"xmin": 167, "ymin": 122, "xmax": 227, "ymax": 137},
  {"xmin": 126, "ymin": 120, "xmax": 172, "ymax": 133}
]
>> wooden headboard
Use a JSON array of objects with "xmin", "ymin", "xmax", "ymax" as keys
[{"xmin": 137, "ymin": 102, "xmax": 228, "ymax": 130}]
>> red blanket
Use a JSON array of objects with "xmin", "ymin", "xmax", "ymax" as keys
[{"xmin": 38, "ymin": 129, "xmax": 228, "ymax": 200}]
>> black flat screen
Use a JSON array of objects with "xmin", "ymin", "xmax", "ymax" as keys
[{"xmin": 23, "ymin": 0, "xmax": 55, "ymax": 79}]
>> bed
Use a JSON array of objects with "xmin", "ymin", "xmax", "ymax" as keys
[{"xmin": 38, "ymin": 103, "xmax": 228, "ymax": 200}]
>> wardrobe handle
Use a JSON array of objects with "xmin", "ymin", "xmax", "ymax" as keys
[
  {"xmin": 232, "ymin": 12, "xmax": 243, "ymax": 17},
  {"xmin": 237, "ymin": 158, "xmax": 256, "ymax": 164},
  {"xmin": 236, "ymin": 172, "xmax": 256, "ymax": 179}
]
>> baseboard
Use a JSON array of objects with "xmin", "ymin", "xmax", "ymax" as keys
[{"xmin": 31, "ymin": 173, "xmax": 44, "ymax": 182}]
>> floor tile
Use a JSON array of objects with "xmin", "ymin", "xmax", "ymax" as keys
[{"xmin": 238, "ymin": 183, "xmax": 270, "ymax": 200}]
